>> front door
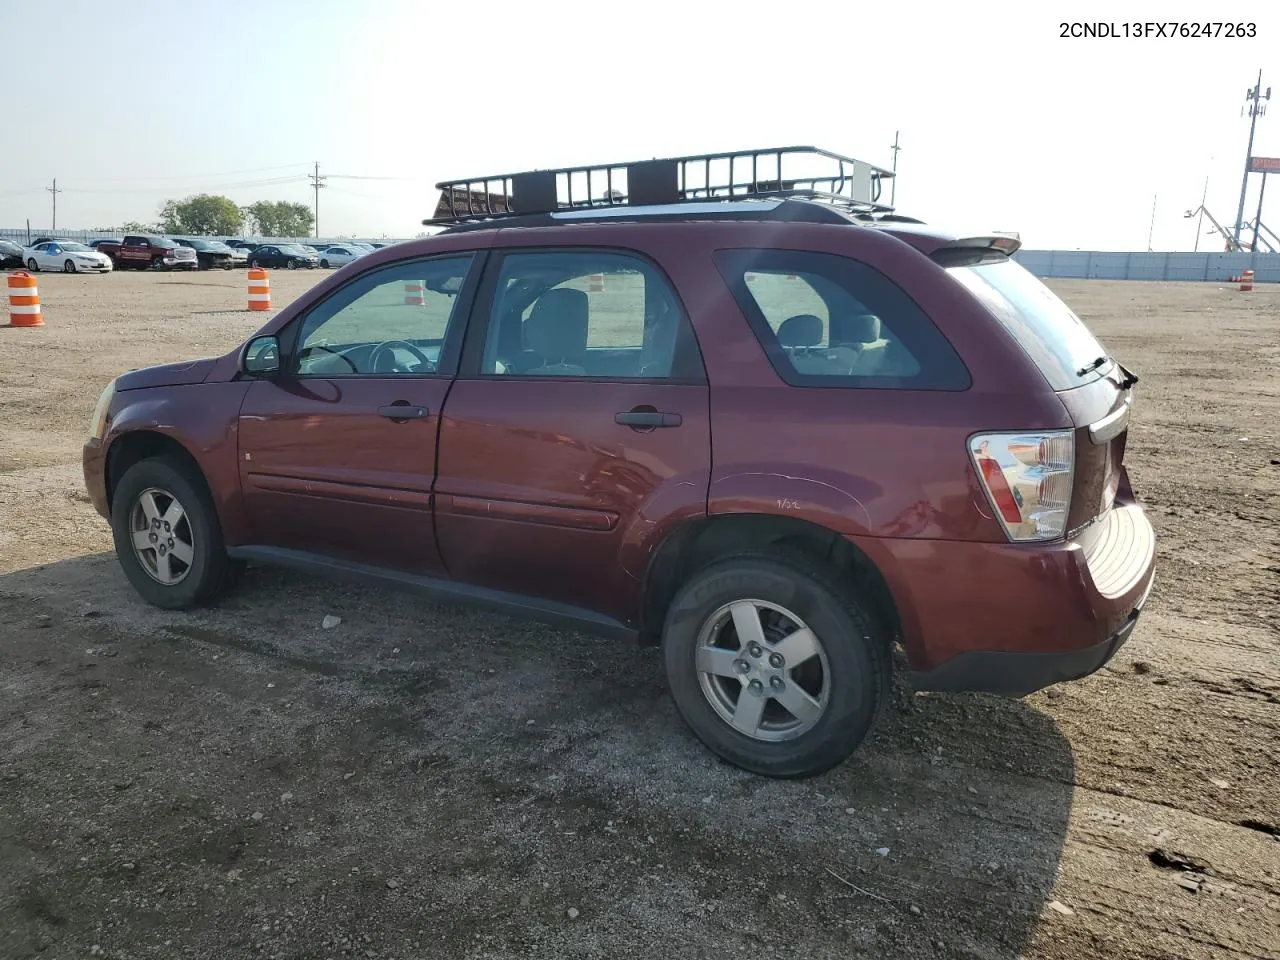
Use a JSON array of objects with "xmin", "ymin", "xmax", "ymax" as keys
[
  {"xmin": 237, "ymin": 252, "xmax": 480, "ymax": 575},
  {"xmin": 435, "ymin": 248, "xmax": 711, "ymax": 624}
]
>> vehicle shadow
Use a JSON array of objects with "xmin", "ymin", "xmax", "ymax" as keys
[{"xmin": 0, "ymin": 553, "xmax": 1073, "ymax": 959}]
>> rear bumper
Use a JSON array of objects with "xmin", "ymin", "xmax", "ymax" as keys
[
  {"xmin": 853, "ymin": 495, "xmax": 1156, "ymax": 696},
  {"xmin": 908, "ymin": 590, "xmax": 1146, "ymax": 696}
]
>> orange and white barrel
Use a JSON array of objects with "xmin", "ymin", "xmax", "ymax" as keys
[
  {"xmin": 6, "ymin": 272, "xmax": 44, "ymax": 327},
  {"xmin": 1240, "ymin": 269, "xmax": 1255, "ymax": 292},
  {"xmin": 248, "ymin": 268, "xmax": 271, "ymax": 311},
  {"xmin": 404, "ymin": 281, "xmax": 425, "ymax": 306},
  {"xmin": 588, "ymin": 274, "xmax": 604, "ymax": 292}
]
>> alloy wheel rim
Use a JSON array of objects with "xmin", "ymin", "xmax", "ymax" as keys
[
  {"xmin": 128, "ymin": 487, "xmax": 195, "ymax": 585},
  {"xmin": 695, "ymin": 599, "xmax": 831, "ymax": 742}
]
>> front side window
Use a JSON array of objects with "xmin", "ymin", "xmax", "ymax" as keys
[
  {"xmin": 715, "ymin": 249, "xmax": 970, "ymax": 390},
  {"xmin": 479, "ymin": 250, "xmax": 702, "ymax": 380},
  {"xmin": 293, "ymin": 254, "xmax": 475, "ymax": 377}
]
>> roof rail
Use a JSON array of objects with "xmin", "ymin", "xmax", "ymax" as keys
[{"xmin": 424, "ymin": 146, "xmax": 896, "ymax": 226}]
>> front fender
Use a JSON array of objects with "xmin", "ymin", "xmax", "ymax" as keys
[{"xmin": 105, "ymin": 381, "xmax": 252, "ymax": 543}]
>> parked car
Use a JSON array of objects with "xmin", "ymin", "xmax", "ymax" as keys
[
  {"xmin": 174, "ymin": 238, "xmax": 237, "ymax": 270},
  {"xmin": 0, "ymin": 239, "xmax": 24, "ymax": 268},
  {"xmin": 318, "ymin": 245, "xmax": 364, "ymax": 268},
  {"xmin": 224, "ymin": 239, "xmax": 260, "ymax": 250},
  {"xmin": 81, "ymin": 146, "xmax": 1154, "ymax": 780},
  {"xmin": 89, "ymin": 238, "xmax": 123, "ymax": 251},
  {"xmin": 94, "ymin": 235, "xmax": 197, "ymax": 271},
  {"xmin": 24, "ymin": 240, "xmax": 113, "ymax": 273},
  {"xmin": 247, "ymin": 244, "xmax": 319, "ymax": 269}
]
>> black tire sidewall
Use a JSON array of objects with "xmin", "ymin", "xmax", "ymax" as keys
[
  {"xmin": 663, "ymin": 556, "xmax": 885, "ymax": 778},
  {"xmin": 110, "ymin": 458, "xmax": 226, "ymax": 609}
]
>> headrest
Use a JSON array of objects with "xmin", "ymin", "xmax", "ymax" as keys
[
  {"xmin": 776, "ymin": 313, "xmax": 824, "ymax": 348},
  {"xmin": 834, "ymin": 312, "xmax": 881, "ymax": 344},
  {"xmin": 525, "ymin": 288, "xmax": 589, "ymax": 359}
]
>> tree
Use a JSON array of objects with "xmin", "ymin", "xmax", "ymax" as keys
[
  {"xmin": 245, "ymin": 201, "xmax": 314, "ymax": 238},
  {"xmin": 118, "ymin": 220, "xmax": 160, "ymax": 234},
  {"xmin": 157, "ymin": 195, "xmax": 244, "ymax": 236}
]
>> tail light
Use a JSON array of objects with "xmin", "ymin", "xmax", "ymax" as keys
[{"xmin": 969, "ymin": 431, "xmax": 1074, "ymax": 541}]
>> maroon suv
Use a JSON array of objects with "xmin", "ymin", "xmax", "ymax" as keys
[{"xmin": 82, "ymin": 147, "xmax": 1154, "ymax": 778}]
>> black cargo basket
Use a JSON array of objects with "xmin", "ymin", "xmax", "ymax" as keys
[{"xmin": 426, "ymin": 145, "xmax": 895, "ymax": 226}]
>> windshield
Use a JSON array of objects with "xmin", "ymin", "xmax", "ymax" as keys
[
  {"xmin": 61, "ymin": 242, "xmax": 92, "ymax": 253},
  {"xmin": 947, "ymin": 258, "xmax": 1109, "ymax": 390}
]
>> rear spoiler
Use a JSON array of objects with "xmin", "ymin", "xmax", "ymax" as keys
[{"xmin": 929, "ymin": 234, "xmax": 1022, "ymax": 267}]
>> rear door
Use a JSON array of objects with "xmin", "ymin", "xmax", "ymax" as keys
[
  {"xmin": 236, "ymin": 252, "xmax": 482, "ymax": 575},
  {"xmin": 119, "ymin": 235, "xmax": 150, "ymax": 266},
  {"xmin": 434, "ymin": 248, "xmax": 711, "ymax": 623}
]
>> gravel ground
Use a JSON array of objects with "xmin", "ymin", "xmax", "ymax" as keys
[{"xmin": 1, "ymin": 269, "xmax": 1277, "ymax": 960}]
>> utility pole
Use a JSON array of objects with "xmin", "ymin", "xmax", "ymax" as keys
[
  {"xmin": 1253, "ymin": 172, "xmax": 1268, "ymax": 253},
  {"xmin": 47, "ymin": 178, "xmax": 61, "ymax": 231},
  {"xmin": 309, "ymin": 162, "xmax": 327, "ymax": 238},
  {"xmin": 1193, "ymin": 175, "xmax": 1208, "ymax": 252},
  {"xmin": 1233, "ymin": 70, "xmax": 1271, "ymax": 245},
  {"xmin": 889, "ymin": 131, "xmax": 901, "ymax": 207},
  {"xmin": 1147, "ymin": 194, "xmax": 1158, "ymax": 251}
]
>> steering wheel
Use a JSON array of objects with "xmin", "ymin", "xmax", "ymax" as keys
[{"xmin": 369, "ymin": 340, "xmax": 435, "ymax": 374}]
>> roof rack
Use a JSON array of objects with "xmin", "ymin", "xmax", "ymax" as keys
[{"xmin": 424, "ymin": 146, "xmax": 896, "ymax": 226}]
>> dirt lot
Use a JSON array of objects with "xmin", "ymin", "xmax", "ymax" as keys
[{"xmin": 1, "ymin": 269, "xmax": 1277, "ymax": 960}]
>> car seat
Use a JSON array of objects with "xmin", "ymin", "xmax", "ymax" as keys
[
  {"xmin": 777, "ymin": 313, "xmax": 861, "ymax": 375},
  {"xmin": 522, "ymin": 288, "xmax": 589, "ymax": 376}
]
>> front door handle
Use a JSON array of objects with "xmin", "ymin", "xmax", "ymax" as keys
[
  {"xmin": 378, "ymin": 403, "xmax": 429, "ymax": 421},
  {"xmin": 614, "ymin": 410, "xmax": 682, "ymax": 428}
]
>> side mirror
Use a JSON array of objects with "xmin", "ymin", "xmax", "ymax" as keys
[{"xmin": 242, "ymin": 335, "xmax": 281, "ymax": 377}]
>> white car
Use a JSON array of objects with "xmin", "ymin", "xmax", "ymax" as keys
[
  {"xmin": 319, "ymin": 245, "xmax": 366, "ymax": 268},
  {"xmin": 24, "ymin": 241, "xmax": 113, "ymax": 273}
]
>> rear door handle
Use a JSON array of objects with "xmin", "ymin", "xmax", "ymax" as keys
[
  {"xmin": 378, "ymin": 403, "xmax": 430, "ymax": 421},
  {"xmin": 614, "ymin": 410, "xmax": 682, "ymax": 428}
]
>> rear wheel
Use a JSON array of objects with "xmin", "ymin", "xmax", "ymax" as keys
[
  {"xmin": 110, "ymin": 455, "xmax": 242, "ymax": 609},
  {"xmin": 662, "ymin": 550, "xmax": 890, "ymax": 779},
  {"xmin": 320, "ymin": 259, "xmax": 330, "ymax": 268}
]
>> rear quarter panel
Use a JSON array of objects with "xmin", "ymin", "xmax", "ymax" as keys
[{"xmin": 656, "ymin": 222, "xmax": 1071, "ymax": 541}]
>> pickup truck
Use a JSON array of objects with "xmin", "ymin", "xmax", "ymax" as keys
[{"xmin": 94, "ymin": 235, "xmax": 198, "ymax": 271}]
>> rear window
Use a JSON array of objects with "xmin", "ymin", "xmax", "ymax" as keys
[
  {"xmin": 715, "ymin": 249, "xmax": 970, "ymax": 390},
  {"xmin": 946, "ymin": 258, "xmax": 1108, "ymax": 391}
]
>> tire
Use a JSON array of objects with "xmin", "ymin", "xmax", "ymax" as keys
[
  {"xmin": 662, "ymin": 549, "xmax": 891, "ymax": 779},
  {"xmin": 26, "ymin": 258, "xmax": 38, "ymax": 272},
  {"xmin": 110, "ymin": 455, "xmax": 243, "ymax": 609},
  {"xmin": 151, "ymin": 257, "xmax": 165, "ymax": 271},
  {"xmin": 64, "ymin": 259, "xmax": 77, "ymax": 274},
  {"xmin": 286, "ymin": 260, "xmax": 297, "ymax": 270},
  {"xmin": 320, "ymin": 259, "xmax": 330, "ymax": 269},
  {"xmin": 197, "ymin": 255, "xmax": 209, "ymax": 271},
  {"xmin": 250, "ymin": 259, "xmax": 260, "ymax": 268}
]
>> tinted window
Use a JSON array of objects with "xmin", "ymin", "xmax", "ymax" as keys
[
  {"xmin": 479, "ymin": 250, "xmax": 702, "ymax": 380},
  {"xmin": 294, "ymin": 255, "xmax": 475, "ymax": 377},
  {"xmin": 715, "ymin": 249, "xmax": 970, "ymax": 390},
  {"xmin": 946, "ymin": 259, "xmax": 1108, "ymax": 390}
]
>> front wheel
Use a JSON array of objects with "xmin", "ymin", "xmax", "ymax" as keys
[
  {"xmin": 662, "ymin": 550, "xmax": 890, "ymax": 779},
  {"xmin": 64, "ymin": 259, "xmax": 77, "ymax": 273},
  {"xmin": 110, "ymin": 455, "xmax": 242, "ymax": 609}
]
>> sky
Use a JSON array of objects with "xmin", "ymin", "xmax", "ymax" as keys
[{"xmin": 2, "ymin": 0, "xmax": 1277, "ymax": 250}]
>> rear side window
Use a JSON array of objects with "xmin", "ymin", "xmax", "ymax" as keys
[
  {"xmin": 945, "ymin": 258, "xmax": 1108, "ymax": 391},
  {"xmin": 715, "ymin": 249, "xmax": 970, "ymax": 390}
]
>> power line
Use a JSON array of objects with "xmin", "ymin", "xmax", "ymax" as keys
[{"xmin": 74, "ymin": 163, "xmax": 313, "ymax": 184}]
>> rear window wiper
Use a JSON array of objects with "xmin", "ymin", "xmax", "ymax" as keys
[{"xmin": 1076, "ymin": 355, "xmax": 1108, "ymax": 377}]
